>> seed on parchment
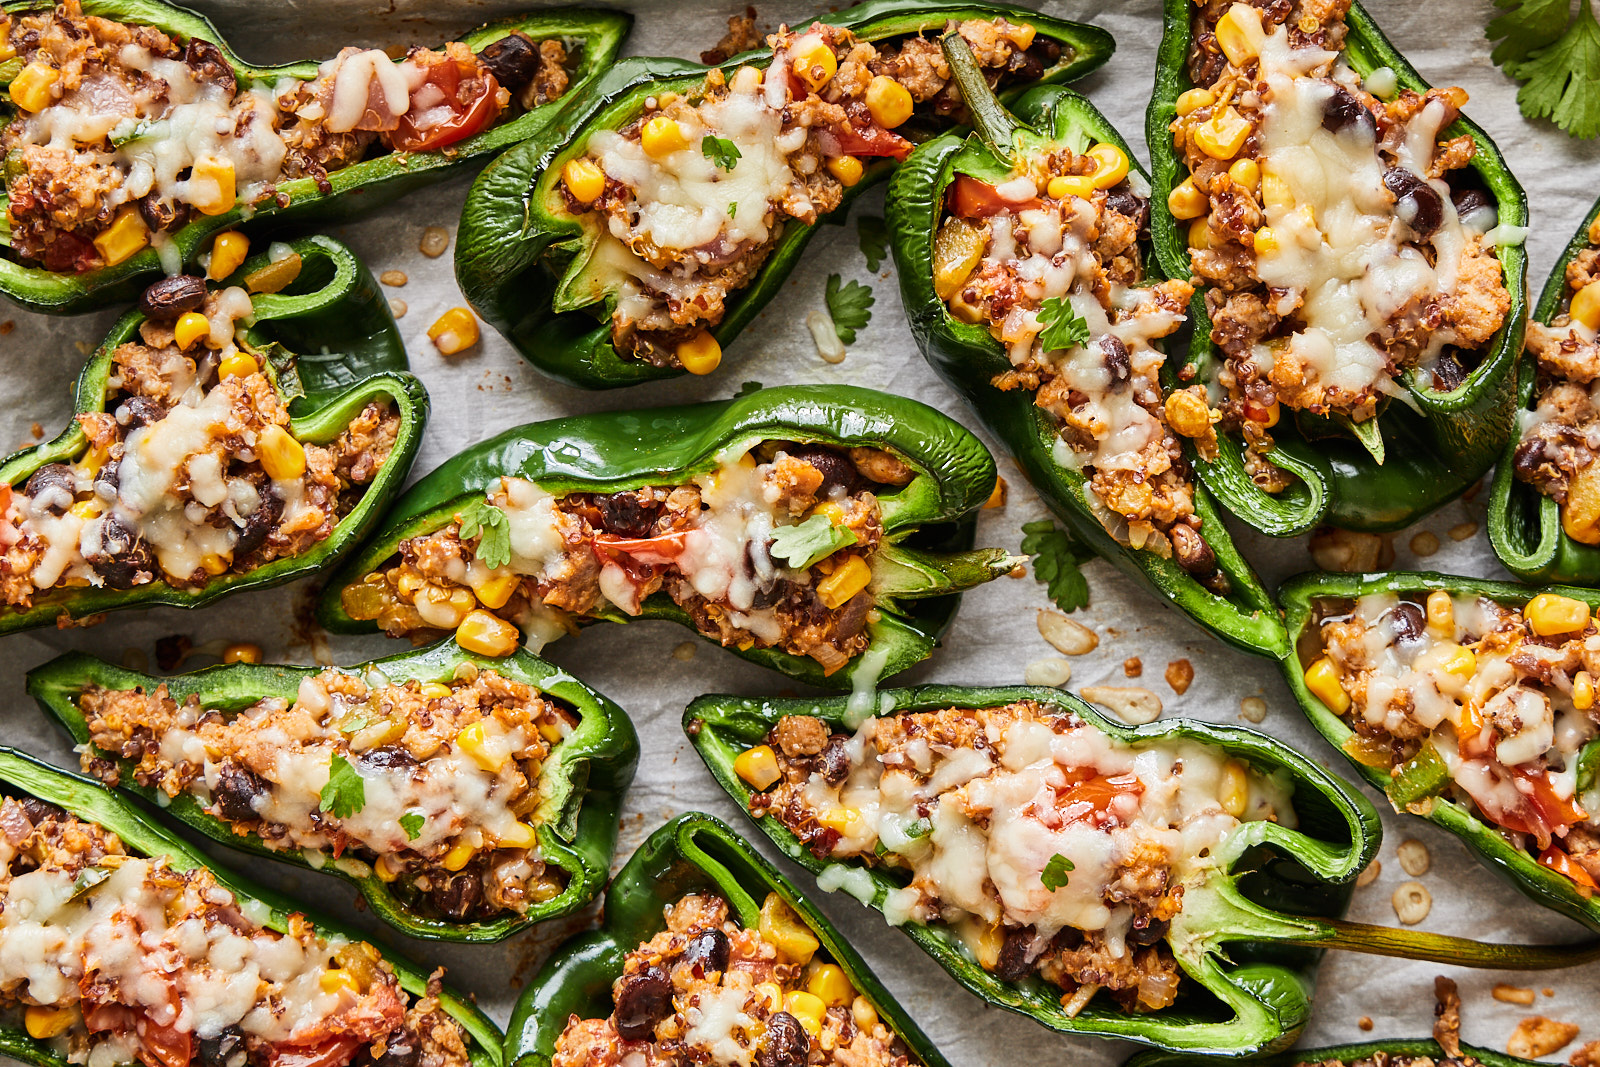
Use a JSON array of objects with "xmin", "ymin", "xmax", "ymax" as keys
[
  {"xmin": 672, "ymin": 641, "xmax": 697, "ymax": 662},
  {"xmin": 1392, "ymin": 881, "xmax": 1431, "ymax": 924},
  {"xmin": 1493, "ymin": 985, "xmax": 1536, "ymax": 1007},
  {"xmin": 1397, "ymin": 838, "xmax": 1430, "ymax": 876},
  {"xmin": 1124, "ymin": 657, "xmax": 1142, "ymax": 678},
  {"xmin": 389, "ymin": 299, "xmax": 407, "ymax": 318},
  {"xmin": 1081, "ymin": 686, "xmax": 1161, "ymax": 725},
  {"xmin": 1449, "ymin": 521, "xmax": 1478, "ymax": 542},
  {"xmin": 1410, "ymin": 531, "xmax": 1440, "ymax": 557},
  {"xmin": 420, "ymin": 227, "xmax": 450, "ymax": 258},
  {"xmin": 380, "ymin": 269, "xmax": 408, "ymax": 287},
  {"xmin": 1024, "ymin": 657, "xmax": 1072, "ymax": 687},
  {"xmin": 1240, "ymin": 697, "xmax": 1267, "ymax": 723},
  {"xmin": 1037, "ymin": 610, "xmax": 1097, "ymax": 655}
]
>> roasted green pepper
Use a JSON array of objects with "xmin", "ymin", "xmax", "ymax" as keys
[
  {"xmin": 0, "ymin": 746, "xmax": 504, "ymax": 1067},
  {"xmin": 1489, "ymin": 196, "xmax": 1600, "ymax": 583},
  {"xmin": 317, "ymin": 384, "xmax": 1015, "ymax": 688},
  {"xmin": 887, "ymin": 35, "xmax": 1286, "ymax": 659},
  {"xmin": 1147, "ymin": 0, "xmax": 1528, "ymax": 535},
  {"xmin": 25, "ymin": 638, "xmax": 637, "ymax": 942},
  {"xmin": 0, "ymin": 0, "xmax": 630, "ymax": 313},
  {"xmin": 1281, "ymin": 571, "xmax": 1600, "ymax": 935},
  {"xmin": 0, "ymin": 234, "xmax": 426, "ymax": 634},
  {"xmin": 505, "ymin": 811, "xmax": 951, "ymax": 1067},
  {"xmin": 687, "ymin": 684, "xmax": 1600, "ymax": 1054},
  {"xmin": 455, "ymin": 0, "xmax": 1113, "ymax": 389}
]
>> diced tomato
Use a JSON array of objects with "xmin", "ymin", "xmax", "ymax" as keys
[
  {"xmin": 135, "ymin": 1015, "xmax": 193, "ymax": 1067},
  {"xmin": 827, "ymin": 120, "xmax": 913, "ymax": 161},
  {"xmin": 1060, "ymin": 772, "xmax": 1142, "ymax": 822},
  {"xmin": 267, "ymin": 1036, "xmax": 365, "ymax": 1067},
  {"xmin": 1491, "ymin": 766, "xmax": 1587, "ymax": 845},
  {"xmin": 83, "ymin": 1004, "xmax": 138, "ymax": 1034},
  {"xmin": 948, "ymin": 175, "xmax": 1041, "ymax": 219},
  {"xmin": 1538, "ymin": 843, "xmax": 1599, "ymax": 893},
  {"xmin": 389, "ymin": 53, "xmax": 501, "ymax": 153},
  {"xmin": 594, "ymin": 530, "xmax": 689, "ymax": 566}
]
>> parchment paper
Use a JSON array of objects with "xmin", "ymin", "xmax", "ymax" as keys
[{"xmin": 2, "ymin": 0, "xmax": 1598, "ymax": 1062}]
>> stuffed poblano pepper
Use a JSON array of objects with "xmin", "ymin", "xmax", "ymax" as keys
[
  {"xmin": 455, "ymin": 1, "xmax": 1115, "ymax": 389},
  {"xmin": 506, "ymin": 811, "xmax": 951, "ymax": 1067},
  {"xmin": 25, "ymin": 639, "xmax": 637, "ymax": 942},
  {"xmin": 1147, "ymin": 0, "xmax": 1527, "ymax": 535},
  {"xmin": 1284, "ymin": 570, "xmax": 1600, "ymax": 934},
  {"xmin": 1491, "ymin": 197, "xmax": 1600, "ymax": 583},
  {"xmin": 687, "ymin": 684, "xmax": 1600, "ymax": 1054},
  {"xmin": 0, "ymin": 235, "xmax": 425, "ymax": 634},
  {"xmin": 318, "ymin": 385, "xmax": 1017, "ymax": 688},
  {"xmin": 0, "ymin": 0, "xmax": 630, "ymax": 313},
  {"xmin": 887, "ymin": 33, "xmax": 1285, "ymax": 658},
  {"xmin": 0, "ymin": 746, "xmax": 504, "ymax": 1067}
]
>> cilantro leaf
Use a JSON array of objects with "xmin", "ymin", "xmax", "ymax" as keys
[
  {"xmin": 902, "ymin": 818, "xmax": 932, "ymax": 839},
  {"xmin": 319, "ymin": 755, "xmax": 366, "ymax": 820},
  {"xmin": 458, "ymin": 499, "xmax": 512, "ymax": 570},
  {"xmin": 824, "ymin": 274, "xmax": 874, "ymax": 344},
  {"xmin": 1021, "ymin": 519, "xmax": 1093, "ymax": 614},
  {"xmin": 1037, "ymin": 297, "xmax": 1091, "ymax": 353},
  {"xmin": 399, "ymin": 813, "xmax": 425, "ymax": 841},
  {"xmin": 728, "ymin": 202, "xmax": 738, "ymax": 218},
  {"xmin": 1487, "ymin": 0, "xmax": 1576, "ymax": 64},
  {"xmin": 768, "ymin": 514, "xmax": 858, "ymax": 570},
  {"xmin": 857, "ymin": 216, "xmax": 889, "ymax": 272},
  {"xmin": 1041, "ymin": 853, "xmax": 1075, "ymax": 891},
  {"xmin": 1504, "ymin": 2, "xmax": 1600, "ymax": 138},
  {"xmin": 337, "ymin": 710, "xmax": 370, "ymax": 736},
  {"xmin": 702, "ymin": 135, "xmax": 742, "ymax": 171}
]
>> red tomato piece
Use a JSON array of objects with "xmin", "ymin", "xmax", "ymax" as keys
[
  {"xmin": 135, "ymin": 1014, "xmax": 193, "ymax": 1067},
  {"xmin": 948, "ymin": 175, "xmax": 1041, "ymax": 219},
  {"xmin": 1538, "ymin": 843, "xmax": 1599, "ymax": 890},
  {"xmin": 267, "ymin": 1036, "xmax": 366, "ymax": 1067},
  {"xmin": 389, "ymin": 55, "xmax": 502, "ymax": 154}
]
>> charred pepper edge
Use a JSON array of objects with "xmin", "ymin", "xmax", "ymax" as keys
[
  {"xmin": 453, "ymin": 0, "xmax": 1115, "ymax": 390},
  {"xmin": 0, "ymin": 746, "xmax": 506, "ymax": 1067},
  {"xmin": 1126, "ymin": 1037, "xmax": 1538, "ymax": 1067},
  {"xmin": 1488, "ymin": 195, "xmax": 1600, "ymax": 583},
  {"xmin": 886, "ymin": 84, "xmax": 1290, "ymax": 660},
  {"xmin": 503, "ymin": 810, "xmax": 955, "ymax": 1067},
  {"xmin": 682, "ymin": 683, "xmax": 1385, "ymax": 1054},
  {"xmin": 23, "ymin": 639, "xmax": 639, "ymax": 944},
  {"xmin": 0, "ymin": 234, "xmax": 428, "ymax": 634},
  {"xmin": 1145, "ymin": 0, "xmax": 1529, "ymax": 535},
  {"xmin": 312, "ymin": 384, "xmax": 1008, "ymax": 689},
  {"xmin": 0, "ymin": 0, "xmax": 632, "ymax": 314},
  {"xmin": 1277, "ymin": 569, "xmax": 1600, "ymax": 934}
]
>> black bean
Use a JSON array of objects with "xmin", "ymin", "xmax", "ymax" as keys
[
  {"xmin": 680, "ymin": 928, "xmax": 731, "ymax": 978},
  {"xmin": 138, "ymin": 275, "xmax": 207, "ymax": 323},
  {"xmin": 359, "ymin": 745, "xmax": 420, "ymax": 772},
  {"xmin": 18, "ymin": 797, "xmax": 63, "ymax": 824},
  {"xmin": 1451, "ymin": 187, "xmax": 1493, "ymax": 222},
  {"xmin": 817, "ymin": 736, "xmax": 851, "ymax": 784},
  {"xmin": 1128, "ymin": 917, "xmax": 1170, "ymax": 946},
  {"xmin": 1004, "ymin": 47, "xmax": 1043, "ymax": 82},
  {"xmin": 427, "ymin": 871, "xmax": 483, "ymax": 922},
  {"xmin": 1104, "ymin": 183, "xmax": 1151, "ymax": 239},
  {"xmin": 755, "ymin": 1012, "xmax": 810, "ymax": 1067},
  {"xmin": 592, "ymin": 490, "xmax": 661, "ymax": 538},
  {"xmin": 613, "ymin": 963, "xmax": 673, "ymax": 1041},
  {"xmin": 370, "ymin": 1029, "xmax": 420, "ymax": 1067},
  {"xmin": 1383, "ymin": 168, "xmax": 1444, "ymax": 237},
  {"xmin": 1431, "ymin": 350, "xmax": 1469, "ymax": 392},
  {"xmin": 185, "ymin": 37, "xmax": 236, "ymax": 95},
  {"xmin": 1513, "ymin": 437, "xmax": 1547, "ymax": 479},
  {"xmin": 1388, "ymin": 601, "xmax": 1425, "ymax": 644},
  {"xmin": 24, "ymin": 463, "xmax": 77, "ymax": 514},
  {"xmin": 1170, "ymin": 523, "xmax": 1217, "ymax": 578},
  {"xmin": 232, "ymin": 490, "xmax": 281, "ymax": 559},
  {"xmin": 1100, "ymin": 335, "xmax": 1131, "ymax": 387},
  {"xmin": 1322, "ymin": 83, "xmax": 1376, "ymax": 137},
  {"xmin": 87, "ymin": 514, "xmax": 155, "ymax": 589},
  {"xmin": 477, "ymin": 33, "xmax": 542, "ymax": 93},
  {"xmin": 789, "ymin": 447, "xmax": 860, "ymax": 493},
  {"xmin": 992, "ymin": 926, "xmax": 1036, "ymax": 982},
  {"xmin": 211, "ymin": 761, "xmax": 268, "ymax": 823},
  {"xmin": 198, "ymin": 1027, "xmax": 248, "ymax": 1067},
  {"xmin": 138, "ymin": 193, "xmax": 190, "ymax": 234},
  {"xmin": 117, "ymin": 395, "xmax": 168, "ymax": 428}
]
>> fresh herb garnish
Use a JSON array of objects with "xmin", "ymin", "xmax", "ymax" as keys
[
  {"xmin": 458, "ymin": 498, "xmax": 511, "ymax": 570},
  {"xmin": 824, "ymin": 274, "xmax": 874, "ymax": 344},
  {"xmin": 768, "ymin": 513, "xmax": 858, "ymax": 570},
  {"xmin": 702, "ymin": 135, "xmax": 742, "ymax": 171},
  {"xmin": 319, "ymin": 755, "xmax": 366, "ymax": 819},
  {"xmin": 399, "ymin": 812, "xmax": 426, "ymax": 841},
  {"xmin": 1041, "ymin": 853, "xmax": 1075, "ymax": 891},
  {"xmin": 337, "ymin": 710, "xmax": 370, "ymax": 736},
  {"xmin": 728, "ymin": 202, "xmax": 739, "ymax": 218},
  {"xmin": 1021, "ymin": 519, "xmax": 1093, "ymax": 613},
  {"xmin": 1487, "ymin": 0, "xmax": 1600, "ymax": 137},
  {"xmin": 1037, "ymin": 296, "xmax": 1091, "ymax": 352},
  {"xmin": 858, "ymin": 215, "xmax": 889, "ymax": 271}
]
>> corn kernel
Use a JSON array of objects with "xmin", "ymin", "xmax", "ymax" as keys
[
  {"xmin": 676, "ymin": 331, "xmax": 721, "ymax": 375},
  {"xmin": 1167, "ymin": 179, "xmax": 1208, "ymax": 220},
  {"xmin": 455, "ymin": 721, "xmax": 504, "ymax": 772},
  {"xmin": 174, "ymin": 311, "xmax": 211, "ymax": 351},
  {"xmin": 1572, "ymin": 281, "xmax": 1600, "ymax": 332},
  {"xmin": 807, "ymin": 963, "xmax": 855, "ymax": 1007},
  {"xmin": 1219, "ymin": 758, "xmax": 1249, "ymax": 818},
  {"xmin": 759, "ymin": 892, "xmax": 819, "ymax": 964},
  {"xmin": 496, "ymin": 820, "xmax": 539, "ymax": 849},
  {"xmin": 816, "ymin": 554, "xmax": 871, "ymax": 609},
  {"xmin": 1303, "ymin": 656, "xmax": 1350, "ymax": 714},
  {"xmin": 24, "ymin": 1005, "xmax": 75, "ymax": 1040},
  {"xmin": 1252, "ymin": 226, "xmax": 1279, "ymax": 256},
  {"xmin": 1440, "ymin": 643, "xmax": 1476, "ymax": 680},
  {"xmin": 1565, "ymin": 463, "xmax": 1600, "ymax": 545},
  {"xmin": 983, "ymin": 478, "xmax": 1006, "ymax": 509},
  {"xmin": 190, "ymin": 155, "xmax": 237, "ymax": 216},
  {"xmin": 243, "ymin": 252, "xmax": 302, "ymax": 295},
  {"xmin": 10, "ymin": 62, "xmax": 60, "ymax": 113},
  {"xmin": 754, "ymin": 982, "xmax": 785, "ymax": 1013},
  {"xmin": 93, "ymin": 207, "xmax": 150, "ymax": 267},
  {"xmin": 1175, "ymin": 88, "xmax": 1215, "ymax": 116},
  {"xmin": 1216, "ymin": 4, "xmax": 1265, "ymax": 65},
  {"xmin": 455, "ymin": 609, "xmax": 521, "ymax": 657},
  {"xmin": 1188, "ymin": 217, "xmax": 1210, "ymax": 249},
  {"xmin": 218, "ymin": 352, "xmax": 258, "ymax": 380},
  {"xmin": 1576, "ymin": 671, "xmax": 1595, "ymax": 711},
  {"xmin": 421, "ymin": 682, "xmax": 452, "ymax": 700},
  {"xmin": 851, "ymin": 996, "xmax": 879, "ymax": 1032},
  {"xmin": 200, "ymin": 553, "xmax": 231, "ymax": 576},
  {"xmin": 1164, "ymin": 390, "xmax": 1215, "ymax": 438},
  {"xmin": 791, "ymin": 34, "xmax": 837, "ymax": 91},
  {"xmin": 1086, "ymin": 143, "xmax": 1129, "ymax": 189},
  {"xmin": 816, "ymin": 808, "xmax": 858, "ymax": 833},
  {"xmin": 68, "ymin": 500, "xmax": 101, "ymax": 520},
  {"xmin": 1227, "ymin": 157, "xmax": 1260, "ymax": 191},
  {"xmin": 827, "ymin": 154, "xmax": 864, "ymax": 187},
  {"xmin": 441, "ymin": 840, "xmax": 476, "ymax": 871},
  {"xmin": 1047, "ymin": 174, "xmax": 1096, "ymax": 200},
  {"xmin": 865, "ymin": 74, "xmax": 913, "ymax": 128},
  {"xmin": 562, "ymin": 157, "xmax": 606, "ymax": 204},
  {"xmin": 640, "ymin": 114, "xmax": 691, "ymax": 157},
  {"xmin": 470, "ymin": 570, "xmax": 519, "ymax": 610},
  {"xmin": 785, "ymin": 991, "xmax": 827, "ymax": 1035},
  {"xmin": 1526, "ymin": 592, "xmax": 1592, "ymax": 636},
  {"xmin": 222, "ymin": 643, "xmax": 262, "ymax": 665},
  {"xmin": 1426, "ymin": 590, "xmax": 1454, "ymax": 634},
  {"xmin": 207, "ymin": 231, "xmax": 249, "ymax": 280},
  {"xmin": 375, "ymin": 854, "xmax": 404, "ymax": 883},
  {"xmin": 258, "ymin": 425, "xmax": 307, "ymax": 481},
  {"xmin": 1262, "ymin": 401, "xmax": 1281, "ymax": 427},
  {"xmin": 319, "ymin": 969, "xmax": 361, "ymax": 996},
  {"xmin": 428, "ymin": 307, "xmax": 480, "ymax": 356},
  {"xmin": 734, "ymin": 744, "xmax": 781, "ymax": 790},
  {"xmin": 76, "ymin": 445, "xmax": 108, "ymax": 479},
  {"xmin": 812, "ymin": 501, "xmax": 847, "ymax": 525},
  {"xmin": 1193, "ymin": 107, "xmax": 1252, "ymax": 160}
]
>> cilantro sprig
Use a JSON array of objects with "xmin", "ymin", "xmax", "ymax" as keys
[
  {"xmin": 702, "ymin": 135, "xmax": 742, "ymax": 171},
  {"xmin": 458, "ymin": 498, "xmax": 511, "ymax": 570},
  {"xmin": 1021, "ymin": 519, "xmax": 1093, "ymax": 614},
  {"xmin": 1041, "ymin": 853, "xmax": 1075, "ymax": 891},
  {"xmin": 1037, "ymin": 297, "xmax": 1091, "ymax": 353},
  {"xmin": 769, "ymin": 513, "xmax": 858, "ymax": 570},
  {"xmin": 1487, "ymin": 0, "xmax": 1600, "ymax": 137},
  {"xmin": 857, "ymin": 216, "xmax": 889, "ymax": 272},
  {"xmin": 825, "ymin": 274, "xmax": 874, "ymax": 344},
  {"xmin": 319, "ymin": 755, "xmax": 366, "ymax": 819}
]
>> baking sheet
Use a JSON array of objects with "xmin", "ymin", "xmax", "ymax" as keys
[{"xmin": 2, "ymin": 0, "xmax": 1598, "ymax": 1062}]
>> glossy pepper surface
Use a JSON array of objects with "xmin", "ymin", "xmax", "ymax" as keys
[
  {"xmin": 1127, "ymin": 1038, "xmax": 1535, "ymax": 1067},
  {"xmin": 1146, "ymin": 0, "xmax": 1528, "ymax": 535},
  {"xmin": 0, "ymin": 0, "xmax": 630, "ymax": 314},
  {"xmin": 887, "ymin": 55, "xmax": 1286, "ymax": 658},
  {"xmin": 0, "ymin": 234, "xmax": 427, "ymax": 634},
  {"xmin": 504, "ymin": 811, "xmax": 952, "ymax": 1067},
  {"xmin": 0, "ymin": 746, "xmax": 505, "ymax": 1067},
  {"xmin": 1490, "ymin": 196, "xmax": 1600, "ymax": 583},
  {"xmin": 687, "ymin": 683, "xmax": 1600, "ymax": 1054},
  {"xmin": 316, "ymin": 384, "xmax": 1015, "ymax": 688},
  {"xmin": 454, "ymin": 0, "xmax": 1114, "ymax": 389},
  {"xmin": 25, "ymin": 638, "xmax": 638, "ymax": 943}
]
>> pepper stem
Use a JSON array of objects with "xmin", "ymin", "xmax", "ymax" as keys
[
  {"xmin": 1306, "ymin": 917, "xmax": 1600, "ymax": 970},
  {"xmin": 940, "ymin": 31, "xmax": 1023, "ymax": 161}
]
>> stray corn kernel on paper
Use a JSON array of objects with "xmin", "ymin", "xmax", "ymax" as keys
[{"xmin": 2, "ymin": 0, "xmax": 1597, "ymax": 1063}]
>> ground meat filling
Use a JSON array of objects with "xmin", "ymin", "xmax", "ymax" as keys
[
  {"xmin": 736, "ymin": 701, "xmax": 1295, "ymax": 1016},
  {"xmin": 1514, "ymin": 223, "xmax": 1600, "ymax": 544},
  {"xmin": 0, "ymin": 796, "xmax": 471, "ymax": 1067},
  {"xmin": 551, "ymin": 892, "xmax": 918, "ymax": 1067},
  {"xmin": 342, "ymin": 442, "xmax": 915, "ymax": 675},
  {"xmin": 1169, "ymin": 0, "xmax": 1510, "ymax": 492},
  {"xmin": 1307, "ymin": 589, "xmax": 1600, "ymax": 891},
  {"xmin": 1, "ymin": 2, "xmax": 574, "ymax": 271},
  {"xmin": 563, "ymin": 17, "xmax": 1061, "ymax": 368},
  {"xmin": 0, "ymin": 288, "xmax": 398, "ymax": 616},
  {"xmin": 75, "ymin": 666, "xmax": 574, "ymax": 922}
]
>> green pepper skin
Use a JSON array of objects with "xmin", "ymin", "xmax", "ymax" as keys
[
  {"xmin": 685, "ymin": 684, "xmax": 1382, "ymax": 1054},
  {"xmin": 504, "ymin": 811, "xmax": 952, "ymax": 1067},
  {"xmin": 454, "ymin": 1, "xmax": 1114, "ymax": 390},
  {"xmin": 888, "ymin": 84, "xmax": 1288, "ymax": 659},
  {"xmin": 1126, "ymin": 1038, "xmax": 1538, "ymax": 1067},
  {"xmin": 0, "ymin": 747, "xmax": 505, "ymax": 1067},
  {"xmin": 25, "ymin": 639, "xmax": 637, "ymax": 943},
  {"xmin": 1278, "ymin": 570, "xmax": 1600, "ymax": 933},
  {"xmin": 0, "ymin": 235, "xmax": 426, "ymax": 633},
  {"xmin": 1146, "ymin": 0, "xmax": 1528, "ymax": 535},
  {"xmin": 316, "ymin": 384, "xmax": 1015, "ymax": 689},
  {"xmin": 1489, "ymin": 197, "xmax": 1600, "ymax": 583},
  {"xmin": 0, "ymin": 0, "xmax": 630, "ymax": 314}
]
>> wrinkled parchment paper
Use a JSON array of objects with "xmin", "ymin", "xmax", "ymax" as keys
[{"xmin": 3, "ymin": 0, "xmax": 1599, "ymax": 1062}]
